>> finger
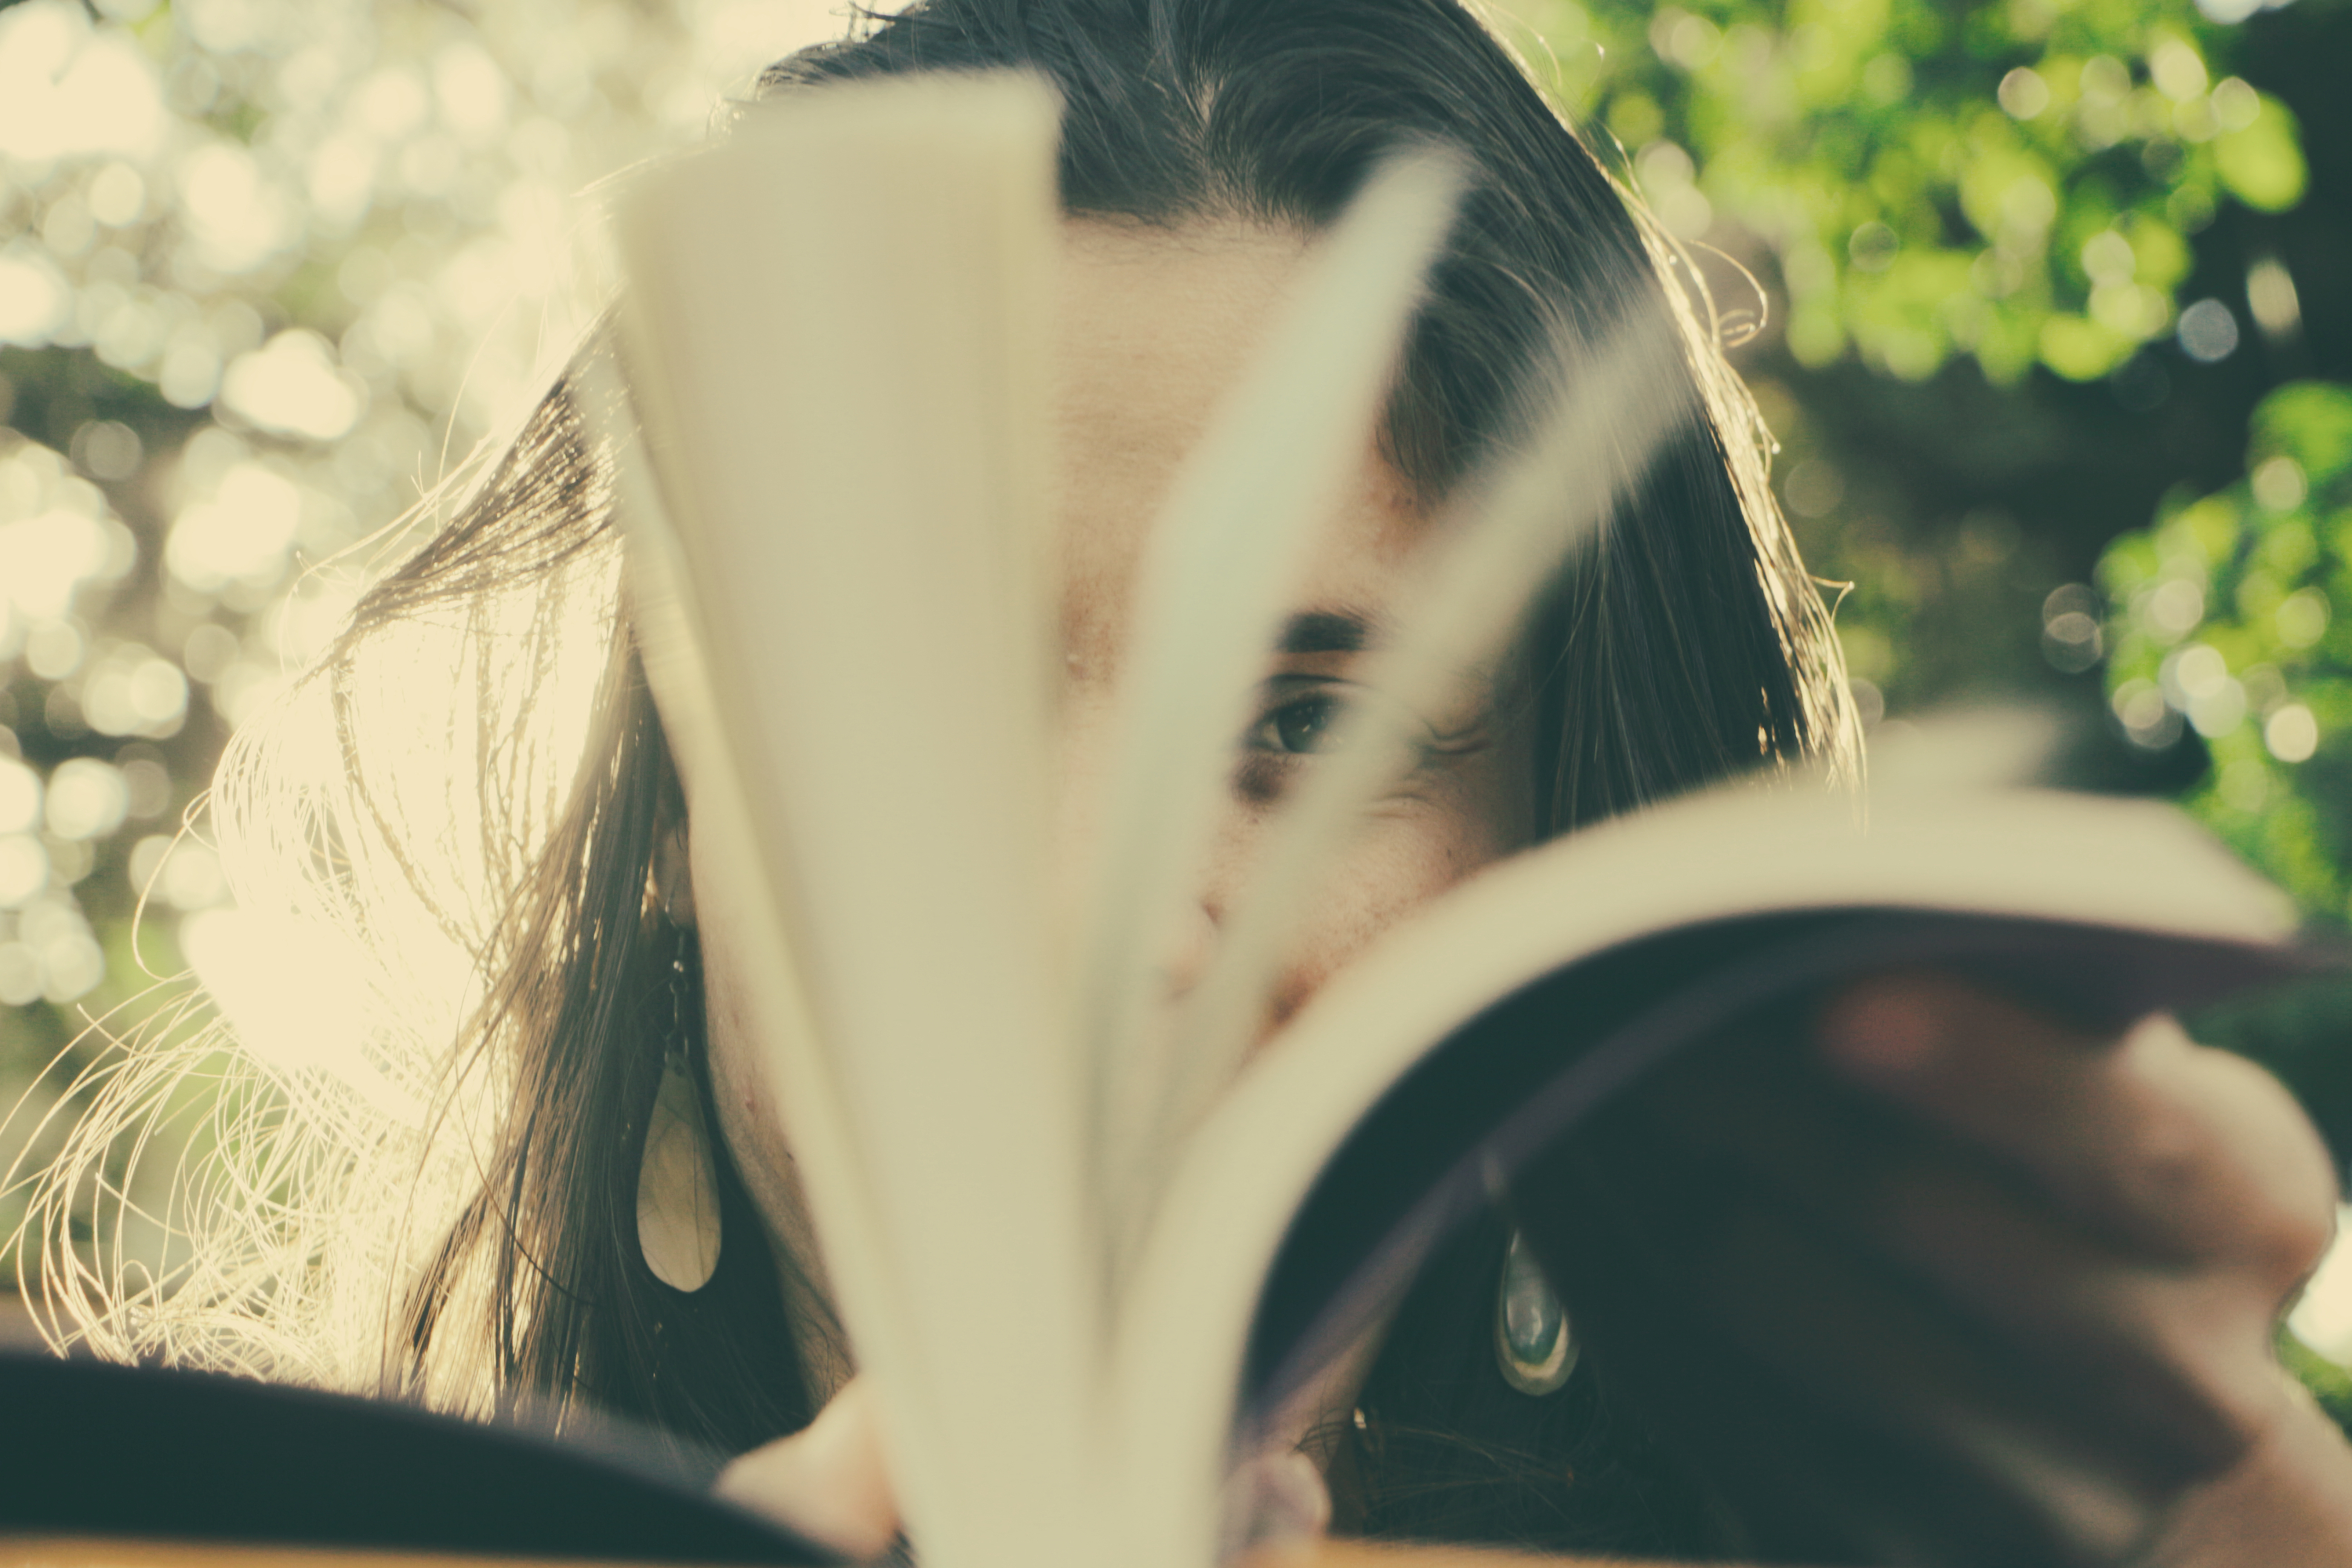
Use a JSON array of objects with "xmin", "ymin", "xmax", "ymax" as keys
[
  {"xmin": 1874, "ymin": 1149, "xmax": 2285, "ymax": 1431},
  {"xmin": 715, "ymin": 1377, "xmax": 901, "ymax": 1560},
  {"xmin": 1814, "ymin": 971, "xmax": 2337, "ymax": 1281},
  {"xmin": 1667, "ymin": 1032, "xmax": 2292, "ymax": 1453},
  {"xmin": 1732, "ymin": 1109, "xmax": 2278, "ymax": 1460},
  {"xmin": 1511, "ymin": 1116, "xmax": 2189, "ymax": 1567},
  {"xmin": 1614, "ymin": 1063, "xmax": 2251, "ymax": 1474},
  {"xmin": 1698, "ymin": 1178, "xmax": 2215, "ymax": 1561},
  {"xmin": 1219, "ymin": 1447, "xmax": 1333, "ymax": 1560}
]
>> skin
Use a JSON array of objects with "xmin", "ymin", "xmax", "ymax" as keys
[{"xmin": 672, "ymin": 220, "xmax": 2352, "ymax": 1563}]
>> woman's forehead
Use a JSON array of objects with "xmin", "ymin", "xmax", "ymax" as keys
[
  {"xmin": 1053, "ymin": 216, "xmax": 1308, "ymax": 495},
  {"xmin": 1054, "ymin": 216, "xmax": 1426, "ymax": 675}
]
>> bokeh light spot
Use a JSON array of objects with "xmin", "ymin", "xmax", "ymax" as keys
[
  {"xmin": 219, "ymin": 330, "xmax": 366, "ymax": 441},
  {"xmin": 2177, "ymin": 298, "xmax": 2240, "ymax": 362},
  {"xmin": 1998, "ymin": 67, "xmax": 2049, "ymax": 119},
  {"xmin": 2112, "ymin": 677, "xmax": 2183, "ymax": 750},
  {"xmin": 0, "ymin": 834, "xmax": 50, "ymax": 909},
  {"xmin": 118, "ymin": 756, "xmax": 169, "ymax": 818},
  {"xmin": 2265, "ymin": 703, "xmax": 2319, "ymax": 764},
  {"xmin": 2144, "ymin": 578, "xmax": 2205, "ymax": 641},
  {"xmin": 0, "ymin": 942, "xmax": 39, "ymax": 1005},
  {"xmin": 2252, "ymin": 456, "xmax": 2307, "ymax": 512},
  {"xmin": 167, "ymin": 459, "xmax": 301, "ymax": 591},
  {"xmin": 70, "ymin": 419, "xmax": 142, "ymax": 481},
  {"xmin": 45, "ymin": 757, "xmax": 129, "ymax": 841},
  {"xmin": 179, "ymin": 141, "xmax": 299, "ymax": 275},
  {"xmin": 24, "ymin": 619, "xmax": 86, "ymax": 681},
  {"xmin": 87, "ymin": 160, "xmax": 147, "ymax": 227},
  {"xmin": 0, "ymin": 757, "xmax": 39, "ymax": 835},
  {"xmin": 2277, "ymin": 588, "xmax": 2328, "ymax": 649},
  {"xmin": 0, "ymin": 249, "xmax": 73, "ymax": 347}
]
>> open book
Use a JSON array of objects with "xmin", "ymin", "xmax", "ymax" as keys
[{"xmin": 557, "ymin": 71, "xmax": 2328, "ymax": 1568}]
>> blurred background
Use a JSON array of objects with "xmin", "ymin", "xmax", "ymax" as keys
[{"xmin": 2, "ymin": 0, "xmax": 2350, "ymax": 1381}]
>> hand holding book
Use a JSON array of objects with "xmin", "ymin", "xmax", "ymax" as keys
[{"xmin": 1513, "ymin": 970, "xmax": 2347, "ymax": 1566}]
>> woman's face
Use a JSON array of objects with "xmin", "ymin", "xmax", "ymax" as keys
[{"xmin": 688, "ymin": 218, "xmax": 1534, "ymax": 1383}]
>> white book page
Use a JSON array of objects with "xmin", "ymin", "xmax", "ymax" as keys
[{"xmin": 608, "ymin": 78, "xmax": 1098, "ymax": 1568}]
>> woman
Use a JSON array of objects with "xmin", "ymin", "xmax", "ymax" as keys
[{"xmin": 36, "ymin": 0, "xmax": 2352, "ymax": 1561}]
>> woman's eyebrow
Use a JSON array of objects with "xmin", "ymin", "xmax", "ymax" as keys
[{"xmin": 1277, "ymin": 609, "xmax": 1388, "ymax": 656}]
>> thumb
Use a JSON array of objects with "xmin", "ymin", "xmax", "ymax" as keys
[{"xmin": 716, "ymin": 1377, "xmax": 901, "ymax": 1560}]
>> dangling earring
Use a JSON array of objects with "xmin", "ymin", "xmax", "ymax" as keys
[
  {"xmin": 637, "ymin": 925, "xmax": 721, "ymax": 1292},
  {"xmin": 1495, "ymin": 1228, "xmax": 1576, "ymax": 1396}
]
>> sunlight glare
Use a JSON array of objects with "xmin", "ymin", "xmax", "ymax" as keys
[
  {"xmin": 180, "ymin": 907, "xmax": 374, "ymax": 1078},
  {"xmin": 180, "ymin": 903, "xmax": 431, "ymax": 1127},
  {"xmin": 2292, "ymin": 1207, "xmax": 2352, "ymax": 1366}
]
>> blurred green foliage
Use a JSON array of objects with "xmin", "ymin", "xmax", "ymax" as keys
[
  {"xmin": 1493, "ymin": 0, "xmax": 2348, "ymax": 764},
  {"xmin": 2106, "ymin": 374, "xmax": 2352, "ymax": 1232},
  {"xmin": 2099, "ymin": 379, "xmax": 2352, "ymax": 918},
  {"xmin": 2280, "ymin": 1329, "xmax": 2352, "ymax": 1436},
  {"xmin": 1511, "ymin": 0, "xmax": 2304, "ymax": 383}
]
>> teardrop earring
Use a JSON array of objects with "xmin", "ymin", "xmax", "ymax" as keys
[
  {"xmin": 1494, "ymin": 1228, "xmax": 1576, "ymax": 1396},
  {"xmin": 637, "ymin": 928, "xmax": 721, "ymax": 1292}
]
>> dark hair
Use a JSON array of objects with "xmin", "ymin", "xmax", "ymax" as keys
[{"xmin": 89, "ymin": 0, "xmax": 1851, "ymax": 1551}]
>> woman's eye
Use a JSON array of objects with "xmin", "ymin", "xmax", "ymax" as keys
[
  {"xmin": 1249, "ymin": 690, "xmax": 1348, "ymax": 756},
  {"xmin": 1242, "ymin": 678, "xmax": 1458, "ymax": 769}
]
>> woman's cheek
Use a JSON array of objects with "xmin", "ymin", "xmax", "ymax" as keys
[{"xmin": 1262, "ymin": 792, "xmax": 1522, "ymax": 1030}]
